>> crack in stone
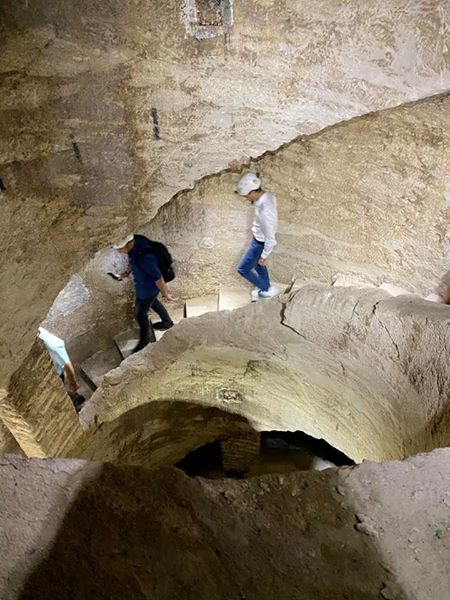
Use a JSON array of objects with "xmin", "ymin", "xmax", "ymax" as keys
[
  {"xmin": 350, "ymin": 301, "xmax": 359, "ymax": 321},
  {"xmin": 279, "ymin": 295, "xmax": 307, "ymax": 339},
  {"xmin": 371, "ymin": 300, "xmax": 383, "ymax": 316},
  {"xmin": 372, "ymin": 304, "xmax": 400, "ymax": 360}
]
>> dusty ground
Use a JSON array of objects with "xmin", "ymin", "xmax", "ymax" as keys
[{"xmin": 1, "ymin": 449, "xmax": 449, "ymax": 600}]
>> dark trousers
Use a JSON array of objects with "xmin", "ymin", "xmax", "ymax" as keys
[{"xmin": 135, "ymin": 295, "xmax": 172, "ymax": 347}]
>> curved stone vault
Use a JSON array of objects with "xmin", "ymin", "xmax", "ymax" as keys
[
  {"xmin": 38, "ymin": 92, "xmax": 450, "ymax": 375},
  {"xmin": 1, "ymin": 0, "xmax": 450, "ymax": 597},
  {"xmin": 55, "ymin": 285, "xmax": 449, "ymax": 468},
  {"xmin": 1, "ymin": 0, "xmax": 450, "ymax": 387}
]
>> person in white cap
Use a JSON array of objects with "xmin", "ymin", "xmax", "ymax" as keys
[
  {"xmin": 236, "ymin": 172, "xmax": 278, "ymax": 300},
  {"xmin": 112, "ymin": 234, "xmax": 177, "ymax": 353}
]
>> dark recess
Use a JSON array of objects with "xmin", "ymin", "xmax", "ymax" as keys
[
  {"xmin": 150, "ymin": 107, "xmax": 161, "ymax": 139},
  {"xmin": 176, "ymin": 430, "xmax": 354, "ymax": 479},
  {"xmin": 72, "ymin": 142, "xmax": 82, "ymax": 161}
]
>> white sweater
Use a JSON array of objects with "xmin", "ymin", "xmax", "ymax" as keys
[{"xmin": 252, "ymin": 192, "xmax": 278, "ymax": 259}]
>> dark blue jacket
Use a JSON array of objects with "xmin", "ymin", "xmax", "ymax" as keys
[{"xmin": 129, "ymin": 236, "xmax": 161, "ymax": 300}]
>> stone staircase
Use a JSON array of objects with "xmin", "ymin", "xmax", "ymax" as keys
[
  {"xmin": 79, "ymin": 285, "xmax": 274, "ymax": 392},
  {"xmin": 78, "ymin": 276, "xmax": 439, "ymax": 394}
]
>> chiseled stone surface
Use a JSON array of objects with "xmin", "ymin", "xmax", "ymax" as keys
[
  {"xmin": 0, "ymin": 449, "xmax": 449, "ymax": 600},
  {"xmin": 145, "ymin": 94, "xmax": 450, "ymax": 300},
  {"xmin": 42, "ymin": 249, "xmax": 135, "ymax": 365},
  {"xmin": 3, "ymin": 341, "xmax": 81, "ymax": 458},
  {"xmin": 1, "ymin": 0, "xmax": 450, "ymax": 388},
  {"xmin": 71, "ymin": 400, "xmax": 257, "ymax": 470},
  {"xmin": 0, "ymin": 420, "xmax": 22, "ymax": 456},
  {"xmin": 71, "ymin": 286, "xmax": 450, "ymax": 466},
  {"xmin": 45, "ymin": 93, "xmax": 450, "ymax": 367}
]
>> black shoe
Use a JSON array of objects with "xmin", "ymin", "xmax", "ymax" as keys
[
  {"xmin": 153, "ymin": 321, "xmax": 174, "ymax": 330},
  {"xmin": 131, "ymin": 340, "xmax": 150, "ymax": 354},
  {"xmin": 70, "ymin": 392, "xmax": 85, "ymax": 413},
  {"xmin": 74, "ymin": 399, "xmax": 85, "ymax": 413}
]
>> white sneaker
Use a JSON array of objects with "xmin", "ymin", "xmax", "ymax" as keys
[
  {"xmin": 258, "ymin": 285, "xmax": 279, "ymax": 298},
  {"xmin": 251, "ymin": 288, "xmax": 260, "ymax": 302}
]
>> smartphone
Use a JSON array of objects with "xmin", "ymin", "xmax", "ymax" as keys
[{"xmin": 107, "ymin": 272, "xmax": 122, "ymax": 281}]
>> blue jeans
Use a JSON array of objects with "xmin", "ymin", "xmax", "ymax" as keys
[{"xmin": 237, "ymin": 238, "xmax": 270, "ymax": 291}]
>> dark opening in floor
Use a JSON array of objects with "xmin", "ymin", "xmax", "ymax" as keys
[
  {"xmin": 176, "ymin": 430, "xmax": 354, "ymax": 479},
  {"xmin": 177, "ymin": 439, "xmax": 224, "ymax": 478}
]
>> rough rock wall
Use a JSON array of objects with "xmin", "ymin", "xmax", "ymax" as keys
[
  {"xmin": 69, "ymin": 286, "xmax": 450, "ymax": 465},
  {"xmin": 45, "ymin": 93, "xmax": 450, "ymax": 363},
  {"xmin": 1, "ymin": 450, "xmax": 450, "ymax": 600},
  {"xmin": 2, "ymin": 341, "xmax": 81, "ymax": 457},
  {"xmin": 1, "ymin": 0, "xmax": 450, "ymax": 388},
  {"xmin": 0, "ymin": 419, "xmax": 22, "ymax": 456},
  {"xmin": 42, "ymin": 250, "xmax": 134, "ymax": 363},
  {"xmin": 146, "ymin": 94, "xmax": 450, "ymax": 299}
]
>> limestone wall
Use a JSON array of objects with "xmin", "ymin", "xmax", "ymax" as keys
[
  {"xmin": 69, "ymin": 401, "xmax": 256, "ymax": 469},
  {"xmin": 1, "ymin": 0, "xmax": 449, "ymax": 388},
  {"xmin": 42, "ymin": 250, "xmax": 134, "ymax": 364},
  {"xmin": 44, "ymin": 93, "xmax": 450, "ymax": 365},
  {"xmin": 71, "ymin": 286, "xmax": 450, "ymax": 465},
  {"xmin": 147, "ymin": 94, "xmax": 450, "ymax": 299},
  {"xmin": 0, "ymin": 419, "xmax": 23, "ymax": 456},
  {"xmin": 8, "ymin": 284, "xmax": 449, "ymax": 468},
  {"xmin": 3, "ymin": 341, "xmax": 81, "ymax": 457}
]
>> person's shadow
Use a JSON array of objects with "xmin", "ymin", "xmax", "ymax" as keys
[
  {"xmin": 13, "ymin": 461, "xmax": 406, "ymax": 600},
  {"xmin": 435, "ymin": 270, "xmax": 450, "ymax": 303}
]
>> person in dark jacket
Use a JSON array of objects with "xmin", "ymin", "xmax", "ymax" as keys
[{"xmin": 113, "ymin": 234, "xmax": 177, "ymax": 353}]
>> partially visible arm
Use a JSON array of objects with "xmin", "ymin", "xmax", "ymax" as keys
[
  {"xmin": 141, "ymin": 253, "xmax": 178, "ymax": 302},
  {"xmin": 156, "ymin": 277, "xmax": 178, "ymax": 302},
  {"xmin": 64, "ymin": 361, "xmax": 78, "ymax": 392},
  {"xmin": 259, "ymin": 199, "xmax": 278, "ymax": 260}
]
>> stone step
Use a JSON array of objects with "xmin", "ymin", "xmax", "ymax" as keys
[
  {"xmin": 332, "ymin": 275, "xmax": 376, "ymax": 288},
  {"xmin": 217, "ymin": 282, "xmax": 289, "ymax": 310},
  {"xmin": 114, "ymin": 328, "xmax": 140, "ymax": 360},
  {"xmin": 218, "ymin": 286, "xmax": 251, "ymax": 311},
  {"xmin": 168, "ymin": 306, "xmax": 185, "ymax": 324},
  {"xmin": 114, "ymin": 328, "xmax": 171, "ymax": 357},
  {"xmin": 274, "ymin": 281, "xmax": 291, "ymax": 294},
  {"xmin": 251, "ymin": 281, "xmax": 288, "ymax": 299},
  {"xmin": 185, "ymin": 294, "xmax": 218, "ymax": 318},
  {"xmin": 80, "ymin": 346, "xmax": 122, "ymax": 391},
  {"xmin": 114, "ymin": 304, "xmax": 186, "ymax": 358},
  {"xmin": 424, "ymin": 293, "xmax": 445, "ymax": 304},
  {"xmin": 378, "ymin": 282, "xmax": 414, "ymax": 297}
]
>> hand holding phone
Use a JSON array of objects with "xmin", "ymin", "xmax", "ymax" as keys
[{"xmin": 107, "ymin": 272, "xmax": 122, "ymax": 281}]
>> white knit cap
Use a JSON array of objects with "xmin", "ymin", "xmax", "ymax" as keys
[{"xmin": 112, "ymin": 234, "xmax": 134, "ymax": 249}]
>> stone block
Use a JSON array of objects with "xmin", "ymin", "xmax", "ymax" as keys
[
  {"xmin": 80, "ymin": 347, "xmax": 122, "ymax": 391},
  {"xmin": 114, "ymin": 329, "xmax": 140, "ymax": 360},
  {"xmin": 185, "ymin": 295, "xmax": 218, "ymax": 318},
  {"xmin": 218, "ymin": 287, "xmax": 250, "ymax": 311}
]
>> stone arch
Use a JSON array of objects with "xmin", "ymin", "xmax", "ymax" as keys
[{"xmin": 64, "ymin": 286, "xmax": 450, "ymax": 465}]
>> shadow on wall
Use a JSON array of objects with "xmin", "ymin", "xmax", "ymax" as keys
[
  {"xmin": 15, "ymin": 463, "xmax": 404, "ymax": 600},
  {"xmin": 73, "ymin": 400, "xmax": 260, "ymax": 469},
  {"xmin": 437, "ymin": 270, "xmax": 450, "ymax": 303}
]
